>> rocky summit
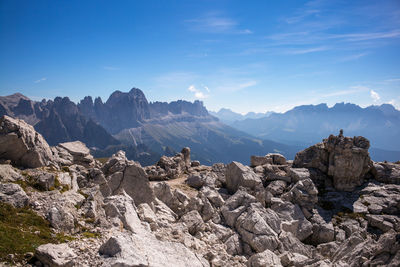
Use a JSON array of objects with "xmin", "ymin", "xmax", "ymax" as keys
[{"xmin": 0, "ymin": 116, "xmax": 399, "ymax": 267}]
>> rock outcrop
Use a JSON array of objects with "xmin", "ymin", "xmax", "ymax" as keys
[
  {"xmin": 294, "ymin": 132, "xmax": 373, "ymax": 191},
  {"xmin": 0, "ymin": 115, "xmax": 54, "ymax": 168},
  {"xmin": 0, "ymin": 123, "xmax": 399, "ymax": 267}
]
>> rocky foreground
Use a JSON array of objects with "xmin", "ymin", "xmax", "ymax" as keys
[{"xmin": 0, "ymin": 114, "xmax": 399, "ymax": 267}]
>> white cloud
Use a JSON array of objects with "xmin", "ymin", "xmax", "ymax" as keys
[
  {"xmin": 370, "ymin": 90, "xmax": 380, "ymax": 102},
  {"xmin": 203, "ymin": 85, "xmax": 210, "ymax": 92},
  {"xmin": 195, "ymin": 91, "xmax": 206, "ymax": 99},
  {"xmin": 187, "ymin": 85, "xmax": 208, "ymax": 99},
  {"xmin": 34, "ymin": 77, "xmax": 47, "ymax": 83}
]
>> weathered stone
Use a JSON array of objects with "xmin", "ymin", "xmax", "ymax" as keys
[
  {"xmin": 293, "ymin": 133, "xmax": 373, "ymax": 191},
  {"xmin": 288, "ymin": 168, "xmax": 310, "ymax": 183},
  {"xmin": 0, "ymin": 183, "xmax": 29, "ymax": 208},
  {"xmin": 186, "ymin": 173, "xmax": 216, "ymax": 189},
  {"xmin": 0, "ymin": 115, "xmax": 54, "ymax": 168},
  {"xmin": 247, "ymin": 249, "xmax": 282, "ymax": 267},
  {"xmin": 271, "ymin": 198, "xmax": 313, "ymax": 241},
  {"xmin": 47, "ymin": 206, "xmax": 75, "ymax": 232},
  {"xmin": 35, "ymin": 243, "xmax": 76, "ymax": 267},
  {"xmin": 373, "ymin": 161, "xmax": 400, "ymax": 184},
  {"xmin": 267, "ymin": 153, "xmax": 287, "ymax": 165},
  {"xmin": 282, "ymin": 178, "xmax": 318, "ymax": 210},
  {"xmin": 235, "ymin": 202, "xmax": 281, "ymax": 253},
  {"xmin": 309, "ymin": 212, "xmax": 335, "ymax": 245},
  {"xmin": 221, "ymin": 190, "xmax": 258, "ymax": 227},
  {"xmin": 181, "ymin": 147, "xmax": 191, "ymax": 168},
  {"xmin": 267, "ymin": 180, "xmax": 287, "ymax": 196},
  {"xmin": 225, "ymin": 161, "xmax": 262, "ymax": 193},
  {"xmin": 100, "ymin": 232, "xmax": 209, "ymax": 267},
  {"xmin": 191, "ymin": 160, "xmax": 201, "ymax": 167},
  {"xmin": 103, "ymin": 191, "xmax": 143, "ymax": 233},
  {"xmin": 179, "ymin": 210, "xmax": 204, "ymax": 235},
  {"xmin": 0, "ymin": 164, "xmax": 21, "ymax": 182},
  {"xmin": 102, "ymin": 151, "xmax": 155, "ymax": 205},
  {"xmin": 250, "ymin": 155, "xmax": 272, "ymax": 167},
  {"xmin": 58, "ymin": 141, "xmax": 95, "ymax": 168}
]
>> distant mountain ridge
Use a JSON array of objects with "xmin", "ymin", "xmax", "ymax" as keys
[
  {"xmin": 229, "ymin": 102, "xmax": 400, "ymax": 161},
  {"xmin": 210, "ymin": 108, "xmax": 273, "ymax": 124},
  {"xmin": 0, "ymin": 89, "xmax": 300, "ymax": 165},
  {"xmin": 0, "ymin": 93, "xmax": 120, "ymax": 149}
]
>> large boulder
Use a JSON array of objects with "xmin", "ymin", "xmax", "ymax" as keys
[
  {"xmin": 0, "ymin": 115, "xmax": 54, "ymax": 168},
  {"xmin": 57, "ymin": 141, "xmax": 95, "ymax": 167},
  {"xmin": 247, "ymin": 249, "xmax": 282, "ymax": 267},
  {"xmin": 99, "ymin": 232, "xmax": 209, "ymax": 267},
  {"xmin": 293, "ymin": 133, "xmax": 373, "ymax": 191},
  {"xmin": 225, "ymin": 161, "xmax": 262, "ymax": 194},
  {"xmin": 101, "ymin": 151, "xmax": 155, "ymax": 205},
  {"xmin": 0, "ymin": 183, "xmax": 29, "ymax": 208},
  {"xmin": 372, "ymin": 161, "xmax": 400, "ymax": 184},
  {"xmin": 0, "ymin": 164, "xmax": 22, "ymax": 182},
  {"xmin": 35, "ymin": 243, "xmax": 77, "ymax": 267}
]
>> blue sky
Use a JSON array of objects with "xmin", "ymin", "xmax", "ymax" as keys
[{"xmin": 0, "ymin": 0, "xmax": 399, "ymax": 113}]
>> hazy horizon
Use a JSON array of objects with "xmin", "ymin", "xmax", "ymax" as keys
[{"xmin": 1, "ymin": 0, "xmax": 399, "ymax": 113}]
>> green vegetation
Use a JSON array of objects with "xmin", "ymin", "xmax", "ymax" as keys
[
  {"xmin": 61, "ymin": 166, "xmax": 70, "ymax": 172},
  {"xmin": 0, "ymin": 202, "xmax": 72, "ymax": 263},
  {"xmin": 81, "ymin": 231, "xmax": 101, "ymax": 239},
  {"xmin": 334, "ymin": 211, "xmax": 366, "ymax": 225},
  {"xmin": 77, "ymin": 189, "xmax": 89, "ymax": 199},
  {"xmin": 96, "ymin": 157, "xmax": 109, "ymax": 165}
]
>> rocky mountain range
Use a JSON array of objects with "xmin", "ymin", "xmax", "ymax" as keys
[
  {"xmin": 224, "ymin": 103, "xmax": 400, "ymax": 162},
  {"xmin": 0, "ymin": 114, "xmax": 399, "ymax": 266},
  {"xmin": 210, "ymin": 108, "xmax": 273, "ymax": 124},
  {"xmin": 0, "ymin": 89, "xmax": 299, "ymax": 166}
]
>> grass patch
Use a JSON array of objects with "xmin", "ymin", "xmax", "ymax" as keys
[
  {"xmin": 96, "ymin": 157, "xmax": 109, "ymax": 165},
  {"xmin": 61, "ymin": 166, "xmax": 70, "ymax": 173},
  {"xmin": 0, "ymin": 203, "xmax": 65, "ymax": 263},
  {"xmin": 77, "ymin": 189, "xmax": 89, "ymax": 199},
  {"xmin": 81, "ymin": 231, "xmax": 101, "ymax": 239}
]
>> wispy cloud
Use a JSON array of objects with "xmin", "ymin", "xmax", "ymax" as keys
[
  {"xmin": 321, "ymin": 86, "xmax": 369, "ymax": 98},
  {"xmin": 103, "ymin": 66, "xmax": 119, "ymax": 70},
  {"xmin": 337, "ymin": 52, "xmax": 368, "ymax": 62},
  {"xmin": 285, "ymin": 46, "xmax": 329, "ymax": 55},
  {"xmin": 285, "ymin": 9, "xmax": 320, "ymax": 24},
  {"xmin": 385, "ymin": 78, "xmax": 400, "ymax": 83},
  {"xmin": 328, "ymin": 30, "xmax": 400, "ymax": 42},
  {"xmin": 370, "ymin": 90, "xmax": 380, "ymax": 102},
  {"xmin": 186, "ymin": 12, "xmax": 252, "ymax": 34},
  {"xmin": 34, "ymin": 77, "xmax": 47, "ymax": 83}
]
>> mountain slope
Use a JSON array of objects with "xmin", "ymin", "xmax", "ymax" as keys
[{"xmin": 115, "ymin": 115, "xmax": 300, "ymax": 165}]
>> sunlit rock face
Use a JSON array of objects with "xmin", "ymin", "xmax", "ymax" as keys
[{"xmin": 294, "ymin": 132, "xmax": 373, "ymax": 191}]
